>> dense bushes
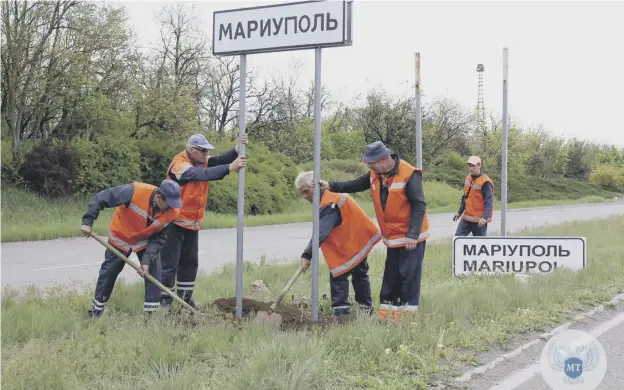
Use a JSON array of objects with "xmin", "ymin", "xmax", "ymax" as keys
[
  {"xmin": 72, "ymin": 136, "xmax": 142, "ymax": 195},
  {"xmin": 253, "ymin": 122, "xmax": 366, "ymax": 164},
  {"xmin": 6, "ymin": 135, "xmax": 301, "ymax": 216},
  {"xmin": 206, "ymin": 140, "xmax": 299, "ymax": 215},
  {"xmin": 427, "ymin": 153, "xmax": 613, "ymax": 202},
  {"xmin": 136, "ymin": 139, "xmax": 185, "ymax": 187},
  {"xmin": 589, "ymin": 164, "xmax": 624, "ymax": 192},
  {"xmin": 18, "ymin": 143, "xmax": 81, "ymax": 198},
  {"xmin": 3, "ymin": 132, "xmax": 617, "ymax": 219}
]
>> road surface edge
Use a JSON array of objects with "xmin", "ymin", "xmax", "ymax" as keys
[{"xmin": 454, "ymin": 291, "xmax": 624, "ymax": 384}]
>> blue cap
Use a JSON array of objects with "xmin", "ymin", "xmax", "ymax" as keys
[
  {"xmin": 158, "ymin": 179, "xmax": 182, "ymax": 209},
  {"xmin": 187, "ymin": 134, "xmax": 215, "ymax": 151},
  {"xmin": 361, "ymin": 141, "xmax": 391, "ymax": 162}
]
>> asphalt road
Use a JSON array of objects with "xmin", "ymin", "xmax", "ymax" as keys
[
  {"xmin": 460, "ymin": 300, "xmax": 624, "ymax": 390},
  {"xmin": 2, "ymin": 201, "xmax": 623, "ymax": 291}
]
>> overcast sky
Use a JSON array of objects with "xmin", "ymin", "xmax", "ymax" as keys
[{"xmin": 119, "ymin": 0, "xmax": 624, "ymax": 146}]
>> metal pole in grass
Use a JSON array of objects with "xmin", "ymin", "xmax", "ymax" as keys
[
  {"xmin": 414, "ymin": 52, "xmax": 422, "ymax": 169},
  {"xmin": 501, "ymin": 47, "xmax": 509, "ymax": 236},
  {"xmin": 235, "ymin": 53, "xmax": 247, "ymax": 319},
  {"xmin": 311, "ymin": 47, "xmax": 323, "ymax": 322}
]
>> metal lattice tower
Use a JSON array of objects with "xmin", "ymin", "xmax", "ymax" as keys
[{"xmin": 476, "ymin": 64, "xmax": 485, "ymax": 126}]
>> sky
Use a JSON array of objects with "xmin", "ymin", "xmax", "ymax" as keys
[{"xmin": 118, "ymin": 0, "xmax": 624, "ymax": 146}]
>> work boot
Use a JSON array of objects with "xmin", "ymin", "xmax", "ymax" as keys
[
  {"xmin": 378, "ymin": 303, "xmax": 395, "ymax": 321},
  {"xmin": 185, "ymin": 298, "xmax": 199, "ymax": 310},
  {"xmin": 392, "ymin": 306, "xmax": 418, "ymax": 322},
  {"xmin": 160, "ymin": 296, "xmax": 173, "ymax": 312},
  {"xmin": 87, "ymin": 307, "xmax": 104, "ymax": 318},
  {"xmin": 359, "ymin": 305, "xmax": 374, "ymax": 316},
  {"xmin": 143, "ymin": 310, "xmax": 156, "ymax": 321}
]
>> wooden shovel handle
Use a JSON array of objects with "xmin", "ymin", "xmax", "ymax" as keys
[
  {"xmin": 88, "ymin": 232, "xmax": 198, "ymax": 315},
  {"xmin": 268, "ymin": 266, "xmax": 304, "ymax": 313}
]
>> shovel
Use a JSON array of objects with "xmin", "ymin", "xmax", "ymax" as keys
[
  {"xmin": 254, "ymin": 265, "xmax": 304, "ymax": 327},
  {"xmin": 88, "ymin": 231, "xmax": 199, "ymax": 315}
]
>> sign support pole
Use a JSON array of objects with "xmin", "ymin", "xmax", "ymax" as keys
[
  {"xmin": 501, "ymin": 47, "xmax": 509, "ymax": 237},
  {"xmin": 415, "ymin": 52, "xmax": 422, "ymax": 169},
  {"xmin": 311, "ymin": 47, "xmax": 322, "ymax": 322},
  {"xmin": 235, "ymin": 53, "xmax": 247, "ymax": 319}
]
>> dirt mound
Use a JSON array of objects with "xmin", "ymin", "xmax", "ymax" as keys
[{"xmin": 211, "ymin": 297, "xmax": 353, "ymax": 331}]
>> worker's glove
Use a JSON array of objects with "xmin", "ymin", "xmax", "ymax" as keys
[{"xmin": 453, "ymin": 214, "xmax": 460, "ymax": 222}]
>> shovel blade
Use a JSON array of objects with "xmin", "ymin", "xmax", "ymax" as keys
[{"xmin": 254, "ymin": 311, "xmax": 283, "ymax": 327}]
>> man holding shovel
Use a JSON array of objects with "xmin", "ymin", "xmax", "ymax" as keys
[
  {"xmin": 159, "ymin": 133, "xmax": 247, "ymax": 311},
  {"xmin": 296, "ymin": 171, "xmax": 381, "ymax": 318},
  {"xmin": 80, "ymin": 179, "xmax": 183, "ymax": 318},
  {"xmin": 320, "ymin": 141, "xmax": 430, "ymax": 321}
]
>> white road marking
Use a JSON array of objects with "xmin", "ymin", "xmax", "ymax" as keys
[
  {"xmin": 486, "ymin": 311, "xmax": 624, "ymax": 390},
  {"xmin": 34, "ymin": 262, "xmax": 102, "ymax": 271}
]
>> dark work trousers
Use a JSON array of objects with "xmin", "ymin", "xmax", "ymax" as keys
[
  {"xmin": 379, "ymin": 240, "xmax": 427, "ymax": 309},
  {"xmin": 455, "ymin": 219, "xmax": 488, "ymax": 236},
  {"xmin": 91, "ymin": 245, "xmax": 162, "ymax": 313},
  {"xmin": 329, "ymin": 258, "xmax": 374, "ymax": 316},
  {"xmin": 159, "ymin": 224, "xmax": 199, "ymax": 305}
]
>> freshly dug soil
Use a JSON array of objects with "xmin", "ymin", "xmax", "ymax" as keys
[{"xmin": 211, "ymin": 297, "xmax": 352, "ymax": 330}]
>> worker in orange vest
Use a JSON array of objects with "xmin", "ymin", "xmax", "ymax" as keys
[
  {"xmin": 320, "ymin": 141, "xmax": 429, "ymax": 321},
  {"xmin": 159, "ymin": 133, "xmax": 247, "ymax": 310},
  {"xmin": 80, "ymin": 179, "xmax": 183, "ymax": 318},
  {"xmin": 296, "ymin": 171, "xmax": 382, "ymax": 318},
  {"xmin": 453, "ymin": 155, "xmax": 494, "ymax": 236}
]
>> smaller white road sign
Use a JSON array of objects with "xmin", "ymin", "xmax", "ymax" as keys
[{"xmin": 452, "ymin": 236, "xmax": 586, "ymax": 277}]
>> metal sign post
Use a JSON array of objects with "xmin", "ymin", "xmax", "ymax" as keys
[
  {"xmin": 235, "ymin": 53, "xmax": 246, "ymax": 319},
  {"xmin": 414, "ymin": 52, "xmax": 422, "ymax": 169},
  {"xmin": 212, "ymin": 0, "xmax": 354, "ymax": 321},
  {"xmin": 501, "ymin": 47, "xmax": 509, "ymax": 236},
  {"xmin": 311, "ymin": 47, "xmax": 322, "ymax": 320}
]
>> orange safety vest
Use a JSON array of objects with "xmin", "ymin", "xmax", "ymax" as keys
[
  {"xmin": 319, "ymin": 190, "xmax": 382, "ymax": 277},
  {"xmin": 166, "ymin": 151, "xmax": 209, "ymax": 230},
  {"xmin": 461, "ymin": 174, "xmax": 494, "ymax": 223},
  {"xmin": 108, "ymin": 182, "xmax": 180, "ymax": 252},
  {"xmin": 370, "ymin": 160, "xmax": 430, "ymax": 248}
]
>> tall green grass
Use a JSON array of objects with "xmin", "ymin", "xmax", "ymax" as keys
[{"xmin": 3, "ymin": 217, "xmax": 624, "ymax": 389}]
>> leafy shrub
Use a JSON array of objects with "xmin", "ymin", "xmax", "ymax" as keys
[
  {"xmin": 18, "ymin": 143, "xmax": 81, "ymax": 198},
  {"xmin": 206, "ymin": 140, "xmax": 300, "ymax": 215},
  {"xmin": 72, "ymin": 136, "xmax": 142, "ymax": 194},
  {"xmin": 326, "ymin": 130, "xmax": 366, "ymax": 160},
  {"xmin": 137, "ymin": 138, "xmax": 185, "ymax": 186},
  {"xmin": 590, "ymin": 164, "xmax": 624, "ymax": 192},
  {"xmin": 324, "ymin": 159, "xmax": 369, "ymax": 176}
]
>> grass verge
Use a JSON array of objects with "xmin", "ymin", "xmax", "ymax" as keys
[
  {"xmin": 0, "ymin": 183, "xmax": 613, "ymax": 242},
  {"xmin": 3, "ymin": 216, "xmax": 624, "ymax": 389}
]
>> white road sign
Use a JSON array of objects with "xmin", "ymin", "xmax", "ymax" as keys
[
  {"xmin": 452, "ymin": 236, "xmax": 586, "ymax": 277},
  {"xmin": 212, "ymin": 0, "xmax": 353, "ymax": 55}
]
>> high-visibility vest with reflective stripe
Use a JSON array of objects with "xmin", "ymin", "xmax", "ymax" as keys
[
  {"xmin": 462, "ymin": 174, "xmax": 494, "ymax": 223},
  {"xmin": 108, "ymin": 182, "xmax": 180, "ymax": 252},
  {"xmin": 166, "ymin": 151, "xmax": 209, "ymax": 230},
  {"xmin": 370, "ymin": 160, "xmax": 430, "ymax": 248},
  {"xmin": 319, "ymin": 191, "xmax": 382, "ymax": 277}
]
